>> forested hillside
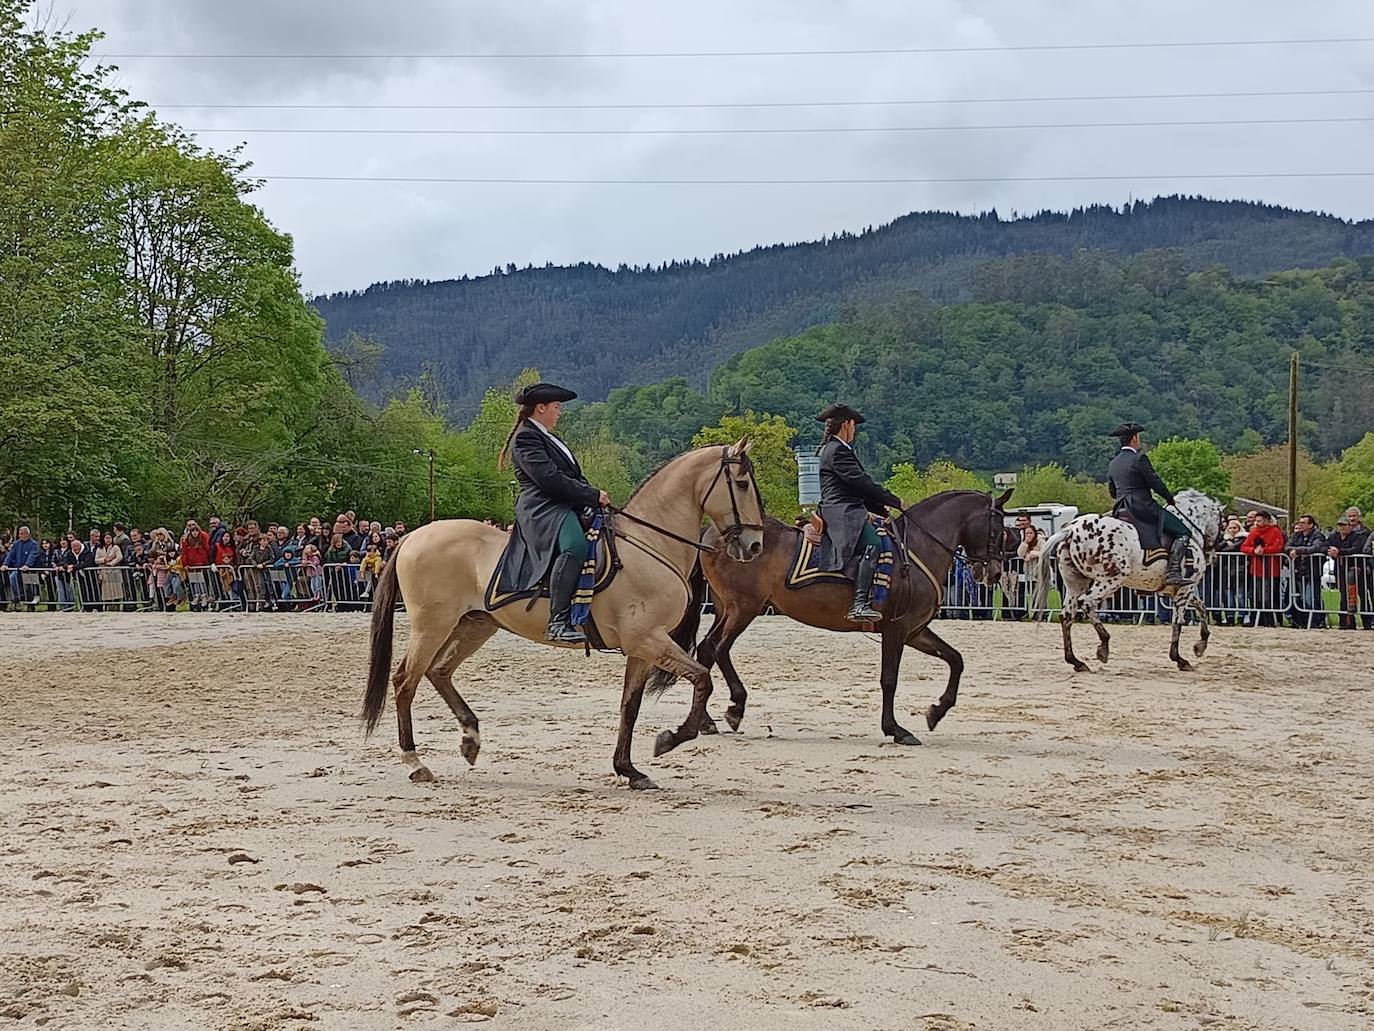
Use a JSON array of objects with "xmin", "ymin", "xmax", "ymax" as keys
[
  {"xmin": 314, "ymin": 199, "xmax": 1374, "ymax": 409},
  {"xmin": 564, "ymin": 254, "xmax": 1374, "ymax": 478}
]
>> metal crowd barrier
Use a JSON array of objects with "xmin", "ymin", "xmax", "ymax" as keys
[
  {"xmin": 184, "ymin": 564, "xmax": 241, "ymax": 610},
  {"xmin": 71, "ymin": 566, "xmax": 153, "ymax": 610},
  {"xmin": 1324, "ymin": 553, "xmax": 1374, "ymax": 625},
  {"xmin": 936, "ymin": 551, "xmax": 1309, "ymax": 625}
]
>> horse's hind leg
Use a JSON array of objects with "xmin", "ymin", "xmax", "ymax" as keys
[
  {"xmin": 1188, "ymin": 592, "xmax": 1211, "ymax": 658},
  {"xmin": 691, "ymin": 611, "xmax": 730, "ymax": 735},
  {"xmin": 879, "ymin": 629, "xmax": 920, "ymax": 745},
  {"xmin": 613, "ymin": 657, "xmax": 657, "ymax": 790},
  {"xmin": 395, "ymin": 610, "xmax": 467, "ymax": 783},
  {"xmin": 426, "ymin": 614, "xmax": 499, "ymax": 767},
  {"xmin": 1058, "ymin": 563, "xmax": 1093, "ymax": 672},
  {"xmin": 905, "ymin": 625, "xmax": 964, "ymax": 731},
  {"xmin": 1088, "ymin": 606, "xmax": 1111, "ymax": 664}
]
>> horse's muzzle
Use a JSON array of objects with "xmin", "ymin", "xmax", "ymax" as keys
[{"xmin": 728, "ymin": 528, "xmax": 765, "ymax": 562}]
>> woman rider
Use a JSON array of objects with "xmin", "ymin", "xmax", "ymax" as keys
[
  {"xmin": 498, "ymin": 383, "xmax": 611, "ymax": 643},
  {"xmin": 816, "ymin": 403, "xmax": 903, "ymax": 622}
]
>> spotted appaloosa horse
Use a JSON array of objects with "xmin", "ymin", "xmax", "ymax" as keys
[{"xmin": 1031, "ymin": 489, "xmax": 1226, "ymax": 672}]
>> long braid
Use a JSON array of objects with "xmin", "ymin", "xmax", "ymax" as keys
[
  {"xmin": 497, "ymin": 402, "xmax": 537, "ymax": 470},
  {"xmin": 821, "ymin": 416, "xmax": 844, "ymax": 444}
]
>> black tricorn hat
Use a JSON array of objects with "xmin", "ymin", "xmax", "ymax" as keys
[
  {"xmin": 1107, "ymin": 421, "xmax": 1145, "ymax": 440},
  {"xmin": 816, "ymin": 403, "xmax": 865, "ymax": 425},
  {"xmin": 515, "ymin": 382, "xmax": 577, "ymax": 406}
]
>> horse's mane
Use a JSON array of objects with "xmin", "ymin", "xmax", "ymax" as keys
[{"xmin": 623, "ymin": 444, "xmax": 748, "ymax": 506}]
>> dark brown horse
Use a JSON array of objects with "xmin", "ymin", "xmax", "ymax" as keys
[{"xmin": 647, "ymin": 489, "xmax": 1014, "ymax": 746}]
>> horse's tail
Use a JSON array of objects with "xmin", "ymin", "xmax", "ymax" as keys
[
  {"xmin": 1032, "ymin": 528, "xmax": 1070, "ymax": 619},
  {"xmin": 644, "ymin": 561, "xmax": 708, "ymax": 699},
  {"xmin": 362, "ymin": 548, "xmax": 403, "ymax": 735}
]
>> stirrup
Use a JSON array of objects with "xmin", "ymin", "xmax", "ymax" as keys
[
  {"xmin": 847, "ymin": 603, "xmax": 882, "ymax": 622},
  {"xmin": 545, "ymin": 618, "xmax": 585, "ymax": 643}
]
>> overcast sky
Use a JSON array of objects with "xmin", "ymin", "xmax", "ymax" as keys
[{"xmin": 61, "ymin": 0, "xmax": 1374, "ymax": 294}]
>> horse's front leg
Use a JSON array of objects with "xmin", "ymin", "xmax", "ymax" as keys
[
  {"xmin": 879, "ymin": 629, "xmax": 919, "ymax": 745},
  {"xmin": 905, "ymin": 624, "xmax": 964, "ymax": 731},
  {"xmin": 645, "ymin": 630, "xmax": 715, "ymax": 759},
  {"xmin": 1168, "ymin": 591, "xmax": 1194, "ymax": 672}
]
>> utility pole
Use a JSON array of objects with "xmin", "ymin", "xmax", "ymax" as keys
[
  {"xmin": 413, "ymin": 448, "xmax": 437, "ymax": 523},
  {"xmin": 1287, "ymin": 352, "xmax": 1298, "ymax": 531},
  {"xmin": 423, "ymin": 448, "xmax": 434, "ymax": 525}
]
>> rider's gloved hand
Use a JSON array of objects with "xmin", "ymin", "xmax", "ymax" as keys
[{"xmin": 598, "ymin": 490, "xmax": 611, "ymax": 507}]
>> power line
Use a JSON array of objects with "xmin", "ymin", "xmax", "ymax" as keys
[
  {"xmin": 145, "ymin": 87, "xmax": 1374, "ymax": 111},
  {"xmin": 254, "ymin": 171, "xmax": 1374, "ymax": 186},
  {"xmin": 93, "ymin": 36, "xmax": 1374, "ymax": 60},
  {"xmin": 185, "ymin": 115, "xmax": 1374, "ymax": 137}
]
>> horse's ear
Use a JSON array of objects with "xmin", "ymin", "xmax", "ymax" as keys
[
  {"xmin": 730, "ymin": 436, "xmax": 753, "ymax": 456},
  {"xmin": 995, "ymin": 487, "xmax": 1013, "ymax": 508}
]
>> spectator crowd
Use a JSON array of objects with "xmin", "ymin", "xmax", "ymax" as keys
[
  {"xmin": 0, "ymin": 511, "xmax": 462, "ymax": 612},
  {"xmin": 2, "ymin": 504, "xmax": 1372, "ymax": 627}
]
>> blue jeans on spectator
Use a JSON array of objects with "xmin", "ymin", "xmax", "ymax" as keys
[{"xmin": 6, "ymin": 570, "xmax": 23, "ymax": 606}]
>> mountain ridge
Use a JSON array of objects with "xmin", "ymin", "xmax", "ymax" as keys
[{"xmin": 312, "ymin": 195, "xmax": 1374, "ymax": 408}]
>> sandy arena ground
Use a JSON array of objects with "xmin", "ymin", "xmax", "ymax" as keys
[{"xmin": 1, "ymin": 612, "xmax": 1372, "ymax": 1030}]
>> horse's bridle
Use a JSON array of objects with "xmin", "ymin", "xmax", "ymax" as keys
[
  {"xmin": 610, "ymin": 446, "xmax": 765, "ymax": 552},
  {"xmin": 704, "ymin": 446, "xmax": 767, "ymax": 546},
  {"xmin": 893, "ymin": 492, "xmax": 1010, "ymax": 566}
]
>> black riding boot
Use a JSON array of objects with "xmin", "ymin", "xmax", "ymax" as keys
[
  {"xmin": 847, "ymin": 545, "xmax": 883, "ymax": 622},
  {"xmin": 1164, "ymin": 536, "xmax": 1190, "ymax": 586},
  {"xmin": 545, "ymin": 553, "xmax": 586, "ymax": 643}
]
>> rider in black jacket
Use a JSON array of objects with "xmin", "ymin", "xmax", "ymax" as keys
[
  {"xmin": 816, "ymin": 403, "xmax": 903, "ymax": 622},
  {"xmin": 1106, "ymin": 422, "xmax": 1191, "ymax": 586}
]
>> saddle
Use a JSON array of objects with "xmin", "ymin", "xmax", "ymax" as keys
[
  {"xmin": 484, "ymin": 525, "xmax": 619, "ymax": 611},
  {"xmin": 1111, "ymin": 502, "xmax": 1172, "ymax": 565}
]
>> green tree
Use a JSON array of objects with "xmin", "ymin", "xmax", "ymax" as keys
[
  {"xmin": 692, "ymin": 412, "xmax": 799, "ymax": 520},
  {"xmin": 1337, "ymin": 432, "xmax": 1374, "ymax": 514},
  {"xmin": 885, "ymin": 460, "xmax": 988, "ymax": 502},
  {"xmin": 1148, "ymin": 438, "xmax": 1232, "ymax": 501},
  {"xmin": 0, "ymin": 4, "xmax": 146, "ymax": 529},
  {"xmin": 1225, "ymin": 445, "xmax": 1346, "ymax": 526},
  {"xmin": 1010, "ymin": 464, "xmax": 1112, "ymax": 513}
]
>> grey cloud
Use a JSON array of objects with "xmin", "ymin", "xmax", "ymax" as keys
[{"xmin": 60, "ymin": 0, "xmax": 1374, "ymax": 292}]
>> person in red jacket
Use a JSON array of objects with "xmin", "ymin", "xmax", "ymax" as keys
[
  {"xmin": 1241, "ymin": 511, "xmax": 1286, "ymax": 627},
  {"xmin": 179, "ymin": 519, "xmax": 213, "ymax": 611}
]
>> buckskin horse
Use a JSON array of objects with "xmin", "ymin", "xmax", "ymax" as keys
[
  {"xmin": 646, "ymin": 489, "xmax": 1014, "ymax": 744},
  {"xmin": 363, "ymin": 441, "xmax": 766, "ymax": 789},
  {"xmin": 1031, "ymin": 488, "xmax": 1226, "ymax": 672}
]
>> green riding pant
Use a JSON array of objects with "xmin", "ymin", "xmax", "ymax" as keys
[
  {"xmin": 1161, "ymin": 509, "xmax": 1191, "ymax": 541},
  {"xmin": 858, "ymin": 519, "xmax": 881, "ymax": 552},
  {"xmin": 557, "ymin": 510, "xmax": 590, "ymax": 563}
]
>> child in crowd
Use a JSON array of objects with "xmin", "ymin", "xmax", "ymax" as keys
[
  {"xmin": 358, "ymin": 542, "xmax": 384, "ymax": 598},
  {"xmin": 302, "ymin": 544, "xmax": 324, "ymax": 602},
  {"xmin": 163, "ymin": 555, "xmax": 186, "ymax": 610},
  {"xmin": 273, "ymin": 546, "xmax": 299, "ymax": 603}
]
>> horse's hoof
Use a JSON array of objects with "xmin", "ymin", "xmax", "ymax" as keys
[
  {"xmin": 653, "ymin": 730, "xmax": 677, "ymax": 757},
  {"xmin": 460, "ymin": 741, "xmax": 480, "ymax": 766},
  {"xmin": 1096, "ymin": 645, "xmax": 1110, "ymax": 663},
  {"xmin": 924, "ymin": 706, "xmax": 940, "ymax": 731},
  {"xmin": 699, "ymin": 719, "xmax": 719, "ymax": 736},
  {"xmin": 1176, "ymin": 659, "xmax": 1194, "ymax": 672},
  {"xmin": 724, "ymin": 711, "xmax": 744, "ymax": 733},
  {"xmin": 892, "ymin": 732, "xmax": 922, "ymax": 746},
  {"xmin": 408, "ymin": 766, "xmax": 435, "ymax": 783},
  {"xmin": 629, "ymin": 776, "xmax": 659, "ymax": 791},
  {"xmin": 1193, "ymin": 641, "xmax": 1207, "ymax": 658},
  {"xmin": 1072, "ymin": 662, "xmax": 1091, "ymax": 673}
]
